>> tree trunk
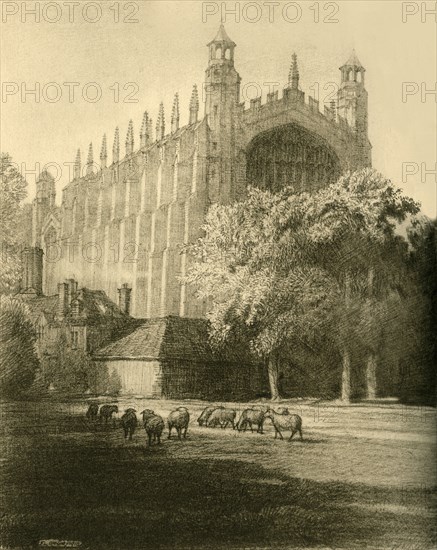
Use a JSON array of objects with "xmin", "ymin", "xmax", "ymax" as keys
[
  {"xmin": 366, "ymin": 352, "xmax": 377, "ymax": 399},
  {"xmin": 365, "ymin": 267, "xmax": 378, "ymax": 400},
  {"xmin": 341, "ymin": 346, "xmax": 351, "ymax": 402},
  {"xmin": 341, "ymin": 272, "xmax": 352, "ymax": 403},
  {"xmin": 267, "ymin": 354, "xmax": 280, "ymax": 401}
]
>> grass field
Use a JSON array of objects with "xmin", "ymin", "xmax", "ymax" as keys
[{"xmin": 0, "ymin": 398, "xmax": 436, "ymax": 550}]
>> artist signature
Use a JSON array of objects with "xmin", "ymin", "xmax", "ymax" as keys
[{"xmin": 39, "ymin": 541, "xmax": 82, "ymax": 548}]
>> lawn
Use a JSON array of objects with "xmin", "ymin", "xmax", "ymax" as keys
[{"xmin": 0, "ymin": 398, "xmax": 436, "ymax": 549}]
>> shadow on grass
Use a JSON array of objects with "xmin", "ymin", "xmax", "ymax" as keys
[{"xmin": 0, "ymin": 434, "xmax": 435, "ymax": 550}]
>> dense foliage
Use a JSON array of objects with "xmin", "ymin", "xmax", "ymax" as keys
[
  {"xmin": 39, "ymin": 332, "xmax": 122, "ymax": 396},
  {"xmin": 0, "ymin": 296, "xmax": 39, "ymax": 397},
  {"xmin": 0, "ymin": 153, "xmax": 32, "ymax": 294},
  {"xmin": 186, "ymin": 169, "xmax": 428, "ymax": 402}
]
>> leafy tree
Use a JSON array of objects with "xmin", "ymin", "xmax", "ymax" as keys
[
  {"xmin": 398, "ymin": 216, "xmax": 437, "ymax": 405},
  {"xmin": 186, "ymin": 187, "xmax": 339, "ymax": 400},
  {"xmin": 41, "ymin": 332, "xmax": 122, "ymax": 396},
  {"xmin": 186, "ymin": 169, "xmax": 419, "ymax": 401},
  {"xmin": 0, "ymin": 296, "xmax": 39, "ymax": 397},
  {"xmin": 301, "ymin": 170, "xmax": 419, "ymax": 401},
  {"xmin": 0, "ymin": 153, "xmax": 30, "ymax": 294}
]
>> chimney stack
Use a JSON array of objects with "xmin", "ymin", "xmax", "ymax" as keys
[
  {"xmin": 57, "ymin": 282, "xmax": 68, "ymax": 319},
  {"xmin": 65, "ymin": 278, "xmax": 78, "ymax": 308},
  {"xmin": 117, "ymin": 283, "xmax": 132, "ymax": 315}
]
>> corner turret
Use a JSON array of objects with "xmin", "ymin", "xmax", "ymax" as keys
[{"xmin": 337, "ymin": 50, "xmax": 371, "ymax": 166}]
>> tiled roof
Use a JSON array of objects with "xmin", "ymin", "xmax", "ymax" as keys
[
  {"xmin": 67, "ymin": 288, "xmax": 129, "ymax": 324},
  {"xmin": 94, "ymin": 316, "xmax": 256, "ymax": 364},
  {"xmin": 21, "ymin": 287, "xmax": 130, "ymax": 326},
  {"xmin": 93, "ymin": 318, "xmax": 168, "ymax": 360},
  {"xmin": 21, "ymin": 295, "xmax": 58, "ymax": 325}
]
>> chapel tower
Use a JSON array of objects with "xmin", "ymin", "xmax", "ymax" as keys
[
  {"xmin": 337, "ymin": 51, "xmax": 371, "ymax": 165},
  {"xmin": 204, "ymin": 25, "xmax": 241, "ymax": 203}
]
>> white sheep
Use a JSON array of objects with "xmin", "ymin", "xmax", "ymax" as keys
[{"xmin": 264, "ymin": 409, "xmax": 303, "ymax": 441}]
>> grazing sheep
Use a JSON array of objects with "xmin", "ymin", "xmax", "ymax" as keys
[
  {"xmin": 207, "ymin": 407, "xmax": 236, "ymax": 429},
  {"xmin": 252, "ymin": 405, "xmax": 269, "ymax": 413},
  {"xmin": 121, "ymin": 408, "xmax": 138, "ymax": 440},
  {"xmin": 197, "ymin": 405, "xmax": 224, "ymax": 427},
  {"xmin": 264, "ymin": 409, "xmax": 303, "ymax": 441},
  {"xmin": 237, "ymin": 408, "xmax": 265, "ymax": 434},
  {"xmin": 252, "ymin": 405, "xmax": 289, "ymax": 415},
  {"xmin": 99, "ymin": 404, "xmax": 119, "ymax": 425},
  {"xmin": 168, "ymin": 407, "xmax": 190, "ymax": 440},
  {"xmin": 86, "ymin": 403, "xmax": 99, "ymax": 420},
  {"xmin": 141, "ymin": 409, "xmax": 165, "ymax": 445}
]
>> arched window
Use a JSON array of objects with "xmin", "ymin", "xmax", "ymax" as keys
[
  {"xmin": 215, "ymin": 46, "xmax": 222, "ymax": 59},
  {"xmin": 357, "ymin": 70, "xmax": 362, "ymax": 83},
  {"xmin": 225, "ymin": 48, "xmax": 231, "ymax": 60}
]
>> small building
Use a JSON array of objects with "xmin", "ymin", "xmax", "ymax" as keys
[
  {"xmin": 93, "ymin": 316, "xmax": 266, "ymax": 400},
  {"xmin": 18, "ymin": 250, "xmax": 138, "ymax": 358}
]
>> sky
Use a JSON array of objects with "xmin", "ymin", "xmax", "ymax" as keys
[{"xmin": 1, "ymin": 0, "xmax": 436, "ymax": 217}]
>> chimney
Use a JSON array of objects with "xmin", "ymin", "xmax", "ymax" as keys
[
  {"xmin": 65, "ymin": 278, "xmax": 78, "ymax": 309},
  {"xmin": 57, "ymin": 282, "xmax": 68, "ymax": 319},
  {"xmin": 117, "ymin": 283, "xmax": 132, "ymax": 315}
]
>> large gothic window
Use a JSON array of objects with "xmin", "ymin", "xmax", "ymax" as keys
[{"xmin": 246, "ymin": 124, "xmax": 340, "ymax": 194}]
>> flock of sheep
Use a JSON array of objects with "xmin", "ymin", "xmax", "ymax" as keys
[{"xmin": 85, "ymin": 403, "xmax": 303, "ymax": 445}]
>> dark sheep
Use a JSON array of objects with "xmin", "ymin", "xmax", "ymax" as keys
[
  {"xmin": 207, "ymin": 407, "xmax": 236, "ymax": 429},
  {"xmin": 99, "ymin": 404, "xmax": 119, "ymax": 425},
  {"xmin": 264, "ymin": 409, "xmax": 303, "ymax": 441},
  {"xmin": 197, "ymin": 405, "xmax": 224, "ymax": 427},
  {"xmin": 86, "ymin": 403, "xmax": 99, "ymax": 420},
  {"xmin": 121, "ymin": 408, "xmax": 138, "ymax": 440},
  {"xmin": 237, "ymin": 408, "xmax": 265, "ymax": 434},
  {"xmin": 141, "ymin": 409, "xmax": 165, "ymax": 445},
  {"xmin": 168, "ymin": 407, "xmax": 190, "ymax": 440}
]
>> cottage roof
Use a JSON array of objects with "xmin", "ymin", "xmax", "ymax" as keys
[
  {"xmin": 23, "ymin": 295, "xmax": 58, "ymax": 325},
  {"xmin": 67, "ymin": 287, "xmax": 129, "ymax": 324},
  {"xmin": 93, "ymin": 316, "xmax": 256, "ymax": 364},
  {"xmin": 20, "ymin": 287, "xmax": 131, "ymax": 326}
]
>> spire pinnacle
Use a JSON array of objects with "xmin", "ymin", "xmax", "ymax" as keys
[
  {"xmin": 113, "ymin": 127, "xmax": 120, "ymax": 164},
  {"xmin": 147, "ymin": 117, "xmax": 153, "ymax": 144},
  {"xmin": 288, "ymin": 52, "xmax": 299, "ymax": 90},
  {"xmin": 74, "ymin": 149, "xmax": 81, "ymax": 179},
  {"xmin": 100, "ymin": 134, "xmax": 107, "ymax": 168},
  {"xmin": 140, "ymin": 111, "xmax": 150, "ymax": 147},
  {"xmin": 156, "ymin": 102, "xmax": 165, "ymax": 141},
  {"xmin": 171, "ymin": 93, "xmax": 180, "ymax": 133},
  {"xmin": 189, "ymin": 84, "xmax": 199, "ymax": 125},
  {"xmin": 86, "ymin": 143, "xmax": 94, "ymax": 176},
  {"xmin": 125, "ymin": 119, "xmax": 134, "ymax": 156}
]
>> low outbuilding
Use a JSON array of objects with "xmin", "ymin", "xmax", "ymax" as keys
[{"xmin": 92, "ymin": 316, "xmax": 265, "ymax": 400}]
